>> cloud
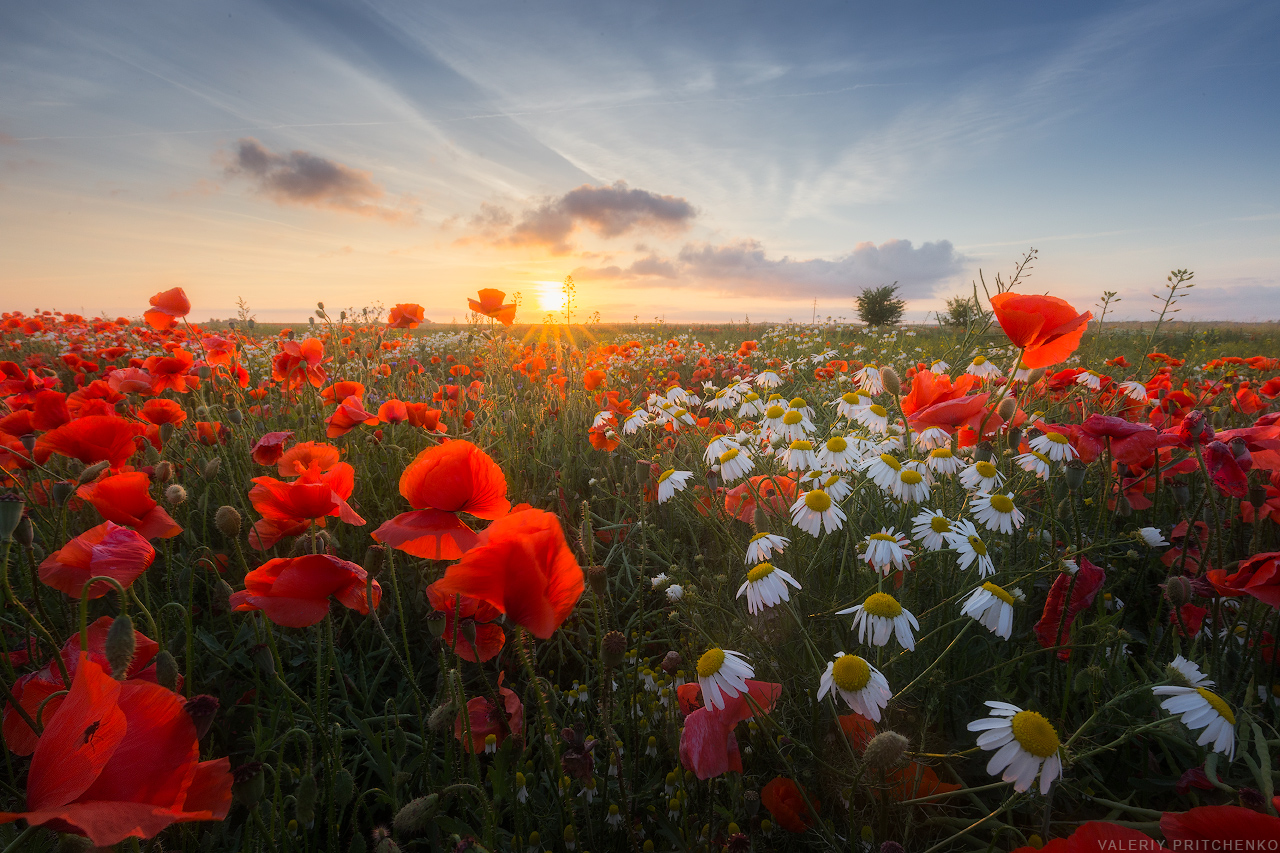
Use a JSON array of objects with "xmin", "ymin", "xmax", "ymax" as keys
[
  {"xmin": 223, "ymin": 138, "xmax": 414, "ymax": 222},
  {"xmin": 474, "ymin": 181, "xmax": 696, "ymax": 253},
  {"xmin": 572, "ymin": 251, "xmax": 678, "ymax": 281},
  {"xmin": 0, "ymin": 132, "xmax": 16, "ymax": 145}
]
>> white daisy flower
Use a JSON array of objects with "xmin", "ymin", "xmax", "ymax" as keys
[
  {"xmin": 786, "ymin": 396, "xmax": 815, "ymax": 422},
  {"xmin": 862, "ymin": 452, "xmax": 904, "ymax": 491},
  {"xmin": 790, "ymin": 488, "xmax": 846, "ymax": 536},
  {"xmin": 755, "ymin": 370, "xmax": 782, "ymax": 388},
  {"xmin": 853, "ymin": 365, "xmax": 884, "ymax": 395},
  {"xmin": 1029, "ymin": 431, "xmax": 1078, "ymax": 463},
  {"xmin": 781, "ymin": 440, "xmax": 818, "ymax": 471},
  {"xmin": 926, "ymin": 446, "xmax": 965, "ymax": 476},
  {"xmin": 914, "ymin": 426, "xmax": 951, "ymax": 451},
  {"xmin": 737, "ymin": 392, "xmax": 766, "ymax": 418},
  {"xmin": 1075, "ymin": 370, "xmax": 1102, "ymax": 391},
  {"xmin": 779, "ymin": 408, "xmax": 812, "ymax": 442},
  {"xmin": 1118, "ymin": 381, "xmax": 1149, "ymax": 403},
  {"xmin": 960, "ymin": 582, "xmax": 1021, "ymax": 639},
  {"xmin": 959, "ymin": 460, "xmax": 1005, "ymax": 492},
  {"xmin": 971, "ymin": 492, "xmax": 1025, "ymax": 535},
  {"xmin": 760, "ymin": 402, "xmax": 788, "ymax": 437},
  {"xmin": 838, "ymin": 592, "xmax": 919, "ymax": 651},
  {"xmin": 656, "ymin": 469, "xmax": 693, "ymax": 503},
  {"xmin": 704, "ymin": 435, "xmax": 740, "ymax": 464},
  {"xmin": 650, "ymin": 572, "xmax": 669, "ymax": 588},
  {"xmin": 854, "ymin": 403, "xmax": 890, "ymax": 434},
  {"xmin": 966, "ymin": 355, "xmax": 1002, "ymax": 379},
  {"xmin": 863, "ymin": 529, "xmax": 913, "ymax": 575},
  {"xmin": 622, "ymin": 409, "xmax": 650, "ymax": 434},
  {"xmin": 930, "ymin": 360, "xmax": 951, "ymax": 374},
  {"xmin": 695, "ymin": 647, "xmax": 754, "ymax": 711},
  {"xmin": 945, "ymin": 519, "xmax": 996, "ymax": 577},
  {"xmin": 716, "ymin": 446, "xmax": 755, "ymax": 483},
  {"xmin": 1013, "ymin": 362, "xmax": 1034, "ymax": 382},
  {"xmin": 889, "ymin": 462, "xmax": 931, "ymax": 504},
  {"xmin": 705, "ymin": 388, "xmax": 736, "ymax": 412},
  {"xmin": 666, "ymin": 584, "xmax": 684, "ymax": 602},
  {"xmin": 817, "ymin": 472, "xmax": 853, "ymax": 503},
  {"xmin": 1013, "ymin": 451, "xmax": 1053, "ymax": 480},
  {"xmin": 1138, "ymin": 527, "xmax": 1168, "ymax": 548},
  {"xmin": 592, "ymin": 410, "xmax": 616, "ymax": 428},
  {"xmin": 606, "ymin": 804, "xmax": 623, "ymax": 827},
  {"xmin": 1152, "ymin": 663, "xmax": 1236, "ymax": 759},
  {"xmin": 736, "ymin": 562, "xmax": 802, "ymax": 615},
  {"xmin": 817, "ymin": 434, "xmax": 857, "ymax": 471},
  {"xmin": 816, "ymin": 653, "xmax": 892, "ymax": 722},
  {"xmin": 744, "ymin": 532, "xmax": 789, "ymax": 565},
  {"xmin": 967, "ymin": 701, "xmax": 1063, "ymax": 794},
  {"xmin": 912, "ymin": 509, "xmax": 953, "ymax": 552},
  {"xmin": 833, "ymin": 390, "xmax": 868, "ymax": 420}
]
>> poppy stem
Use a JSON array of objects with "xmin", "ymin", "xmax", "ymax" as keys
[{"xmin": 0, "ymin": 824, "xmax": 39, "ymax": 853}]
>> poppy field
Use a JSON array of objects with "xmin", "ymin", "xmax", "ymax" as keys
[{"xmin": 3, "ymin": 273, "xmax": 1280, "ymax": 852}]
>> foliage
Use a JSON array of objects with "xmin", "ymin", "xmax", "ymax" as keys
[{"xmin": 855, "ymin": 284, "xmax": 906, "ymax": 327}]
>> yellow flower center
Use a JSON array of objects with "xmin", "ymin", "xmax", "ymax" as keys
[
  {"xmin": 981, "ymin": 582, "xmax": 1015, "ymax": 605},
  {"xmin": 697, "ymin": 648, "xmax": 725, "ymax": 678},
  {"xmin": 748, "ymin": 532, "xmax": 769, "ymax": 543},
  {"xmin": 658, "ymin": 468, "xmax": 675, "ymax": 483},
  {"xmin": 804, "ymin": 490, "xmax": 832, "ymax": 512},
  {"xmin": 863, "ymin": 592, "xmax": 902, "ymax": 618},
  {"xmin": 900, "ymin": 470, "xmax": 923, "ymax": 485},
  {"xmin": 989, "ymin": 494, "xmax": 1015, "ymax": 514},
  {"xmin": 783, "ymin": 410, "xmax": 803, "ymax": 425},
  {"xmin": 973, "ymin": 356, "xmax": 987, "ymax": 365},
  {"xmin": 789, "ymin": 397, "xmax": 806, "ymax": 409},
  {"xmin": 765, "ymin": 405, "xmax": 786, "ymax": 419},
  {"xmin": 880, "ymin": 454, "xmax": 901, "ymax": 470},
  {"xmin": 869, "ymin": 404, "xmax": 888, "ymax": 417},
  {"xmin": 1031, "ymin": 451, "xmax": 1051, "ymax": 464},
  {"xmin": 744, "ymin": 392, "xmax": 759, "ymax": 402},
  {"xmin": 1046, "ymin": 432, "xmax": 1069, "ymax": 445},
  {"xmin": 672, "ymin": 408, "xmax": 687, "ymax": 418},
  {"xmin": 930, "ymin": 516, "xmax": 952, "ymax": 533},
  {"xmin": 842, "ymin": 392, "xmax": 859, "ymax": 404},
  {"xmin": 869, "ymin": 532, "xmax": 897, "ymax": 542},
  {"xmin": 968, "ymin": 535, "xmax": 987, "ymax": 556},
  {"xmin": 747, "ymin": 563, "xmax": 776, "ymax": 583},
  {"xmin": 831, "ymin": 655, "xmax": 872, "ymax": 692},
  {"xmin": 719, "ymin": 448, "xmax": 740, "ymax": 463},
  {"xmin": 824, "ymin": 474, "xmax": 841, "ymax": 488},
  {"xmin": 826, "ymin": 436, "xmax": 848, "ymax": 453},
  {"xmin": 1010, "ymin": 710, "xmax": 1060, "ymax": 758},
  {"xmin": 790, "ymin": 440, "xmax": 814, "ymax": 452},
  {"xmin": 931, "ymin": 448, "xmax": 953, "ymax": 459},
  {"xmin": 975, "ymin": 461, "xmax": 998, "ymax": 478},
  {"xmin": 1195, "ymin": 688, "xmax": 1235, "ymax": 724}
]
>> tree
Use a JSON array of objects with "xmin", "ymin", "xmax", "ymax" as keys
[
  {"xmin": 855, "ymin": 283, "xmax": 906, "ymax": 327},
  {"xmin": 938, "ymin": 293, "xmax": 988, "ymax": 328}
]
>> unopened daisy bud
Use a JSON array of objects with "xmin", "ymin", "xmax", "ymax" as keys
[
  {"xmin": 154, "ymin": 649, "xmax": 179, "ymax": 690},
  {"xmin": 76, "ymin": 460, "xmax": 110, "ymax": 485},
  {"xmin": 203, "ymin": 457, "xmax": 221, "ymax": 479},
  {"xmin": 661, "ymin": 650, "xmax": 682, "ymax": 675},
  {"xmin": 587, "ymin": 564, "xmax": 608, "ymax": 597},
  {"xmin": 863, "ymin": 731, "xmax": 909, "ymax": 770},
  {"xmin": 185, "ymin": 694, "xmax": 219, "ymax": 739},
  {"xmin": 363, "ymin": 544, "xmax": 386, "ymax": 577},
  {"xmin": 165, "ymin": 484, "xmax": 187, "ymax": 506},
  {"xmin": 428, "ymin": 700, "xmax": 456, "ymax": 732},
  {"xmin": 997, "ymin": 395, "xmax": 1017, "ymax": 422},
  {"xmin": 105, "ymin": 613, "xmax": 135, "ymax": 679},
  {"xmin": 393, "ymin": 794, "xmax": 440, "ymax": 836},
  {"xmin": 232, "ymin": 761, "xmax": 266, "ymax": 807},
  {"xmin": 602, "ymin": 630, "xmax": 627, "ymax": 668},
  {"xmin": 215, "ymin": 506, "xmax": 241, "ymax": 538},
  {"xmin": 1164, "ymin": 576, "xmax": 1193, "ymax": 608}
]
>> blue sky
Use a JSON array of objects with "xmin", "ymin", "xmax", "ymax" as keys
[{"xmin": 2, "ymin": 0, "xmax": 1277, "ymax": 323}]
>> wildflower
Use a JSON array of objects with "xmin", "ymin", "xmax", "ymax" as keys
[
  {"xmin": 744, "ymin": 532, "xmax": 788, "ymax": 565},
  {"xmin": 1076, "ymin": 370, "xmax": 1103, "ymax": 391},
  {"xmin": 790, "ymin": 488, "xmax": 846, "ymax": 536},
  {"xmin": 779, "ymin": 409, "xmax": 811, "ymax": 442},
  {"xmin": 249, "ymin": 461, "xmax": 366, "ymax": 549},
  {"xmin": 967, "ymin": 701, "xmax": 1063, "ymax": 794},
  {"xmin": 1013, "ymin": 450, "xmax": 1053, "ymax": 480},
  {"xmin": 961, "ymin": 582, "xmax": 1020, "ymax": 639},
  {"xmin": 606, "ymin": 804, "xmax": 623, "ymax": 827},
  {"xmin": 1118, "ymin": 380, "xmax": 1149, "ymax": 402},
  {"xmin": 716, "ymin": 446, "xmax": 755, "ymax": 483},
  {"xmin": 838, "ymin": 592, "xmax": 919, "ymax": 651},
  {"xmin": 853, "ymin": 364, "xmax": 884, "ymax": 394},
  {"xmin": 959, "ymin": 460, "xmax": 1004, "ymax": 492},
  {"xmin": 1034, "ymin": 558, "xmax": 1106, "ymax": 660},
  {"xmin": 35, "ymin": 415, "xmax": 144, "ymax": 469},
  {"xmin": 515, "ymin": 772, "xmax": 529, "ymax": 803},
  {"xmin": 230, "ymin": 554, "xmax": 382, "ymax": 627},
  {"xmin": 833, "ymin": 390, "xmax": 867, "ymax": 420},
  {"xmin": 468, "ymin": 288, "xmax": 517, "ymax": 325},
  {"xmin": 656, "ymin": 469, "xmax": 693, "ymax": 503},
  {"xmin": 912, "ymin": 509, "xmax": 953, "ymax": 551},
  {"xmin": 889, "ymin": 463, "xmax": 931, "ymax": 504},
  {"xmin": 817, "ymin": 434, "xmax": 856, "ymax": 470},
  {"xmin": 251, "ymin": 430, "xmax": 294, "ymax": 466},
  {"xmin": 863, "ymin": 529, "xmax": 913, "ymax": 575},
  {"xmin": 755, "ymin": 370, "xmax": 782, "ymax": 388},
  {"xmin": 38, "ymin": 522, "xmax": 155, "ymax": 599},
  {"xmin": 426, "ymin": 583, "xmax": 505, "ymax": 662},
  {"xmin": 678, "ymin": 679, "xmax": 781, "ymax": 779},
  {"xmin": 989, "ymin": 292, "xmax": 1092, "ymax": 368},
  {"xmin": 651, "ymin": 572, "xmax": 669, "ymax": 588},
  {"xmin": 1029, "ymin": 431, "xmax": 1078, "ymax": 462},
  {"xmin": 143, "ymin": 286, "xmax": 191, "ymax": 330},
  {"xmin": 817, "ymin": 653, "xmax": 892, "ymax": 721},
  {"xmin": 1161, "ymin": 805, "xmax": 1280, "ymax": 845},
  {"xmin": 914, "ymin": 426, "xmax": 951, "ymax": 450},
  {"xmin": 967, "ymin": 355, "xmax": 1002, "ymax": 379},
  {"xmin": 854, "ymin": 403, "xmax": 890, "ymax": 434},
  {"xmin": 930, "ymin": 360, "xmax": 950, "ymax": 373},
  {"xmin": 622, "ymin": 409, "xmax": 650, "ymax": 433},
  {"xmin": 862, "ymin": 452, "xmax": 903, "ymax": 491},
  {"xmin": 77, "ymin": 471, "xmax": 182, "ymax": 540},
  {"xmin": 737, "ymin": 562, "xmax": 801, "ymax": 614},
  {"xmin": 761, "ymin": 777, "xmax": 818, "ymax": 833},
  {"xmin": 945, "ymin": 519, "xmax": 996, "ymax": 577},
  {"xmin": 666, "ymin": 584, "xmax": 684, "ymax": 602},
  {"xmin": 387, "ymin": 303, "xmax": 425, "ymax": 328},
  {"xmin": 695, "ymin": 647, "xmax": 754, "ymax": 711},
  {"xmin": 926, "ymin": 446, "xmax": 964, "ymax": 476},
  {"xmin": 815, "ymin": 472, "xmax": 852, "ymax": 502},
  {"xmin": 780, "ymin": 440, "xmax": 817, "ymax": 471},
  {"xmin": 1153, "ymin": 658, "xmax": 1236, "ymax": 759},
  {"xmin": 970, "ymin": 492, "xmax": 1024, "ymax": 534},
  {"xmin": 1138, "ymin": 527, "xmax": 1169, "ymax": 548},
  {"xmin": 737, "ymin": 391, "xmax": 765, "ymax": 418},
  {"xmin": 454, "ymin": 673, "xmax": 523, "ymax": 753}
]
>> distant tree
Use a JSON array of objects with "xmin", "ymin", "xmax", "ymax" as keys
[
  {"xmin": 856, "ymin": 283, "xmax": 906, "ymax": 327},
  {"xmin": 938, "ymin": 293, "xmax": 988, "ymax": 328}
]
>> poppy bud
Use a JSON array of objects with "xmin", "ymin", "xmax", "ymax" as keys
[
  {"xmin": 393, "ymin": 794, "xmax": 440, "ymax": 837},
  {"xmin": 203, "ymin": 458, "xmax": 221, "ymax": 479},
  {"xmin": 14, "ymin": 515, "xmax": 34, "ymax": 548},
  {"xmin": 427, "ymin": 700, "xmax": 456, "ymax": 733},
  {"xmin": 165, "ymin": 484, "xmax": 187, "ymax": 506},
  {"xmin": 602, "ymin": 630, "xmax": 627, "ymax": 668},
  {"xmin": 1164, "ymin": 576, "xmax": 1192, "ymax": 608},
  {"xmin": 996, "ymin": 395, "xmax": 1017, "ymax": 422},
  {"xmin": 76, "ymin": 460, "xmax": 110, "ymax": 485},
  {"xmin": 458, "ymin": 620, "xmax": 477, "ymax": 648},
  {"xmin": 227, "ymin": 408, "xmax": 243, "ymax": 425},
  {"xmin": 232, "ymin": 761, "xmax": 266, "ymax": 808},
  {"xmin": 879, "ymin": 366, "xmax": 901, "ymax": 395},
  {"xmin": 154, "ymin": 460, "xmax": 174, "ymax": 482},
  {"xmin": 1115, "ymin": 495, "xmax": 1133, "ymax": 517},
  {"xmin": 54, "ymin": 834, "xmax": 95, "ymax": 853},
  {"xmin": 974, "ymin": 441, "xmax": 994, "ymax": 463},
  {"xmin": 1063, "ymin": 459, "xmax": 1087, "ymax": 491},
  {"xmin": 661, "ymin": 650, "xmax": 682, "ymax": 675},
  {"xmin": 0, "ymin": 494, "xmax": 23, "ymax": 541},
  {"xmin": 863, "ymin": 731, "xmax": 908, "ymax": 770},
  {"xmin": 363, "ymin": 544, "xmax": 386, "ymax": 577},
  {"xmin": 372, "ymin": 828, "xmax": 400, "ymax": 853},
  {"xmin": 51, "ymin": 481, "xmax": 76, "ymax": 505},
  {"xmin": 333, "ymin": 768, "xmax": 355, "ymax": 808},
  {"xmin": 184, "ymin": 694, "xmax": 219, "ymax": 739},
  {"xmin": 587, "ymin": 564, "xmax": 607, "ymax": 598},
  {"xmin": 114, "ymin": 399, "xmax": 130, "ymax": 414},
  {"xmin": 159, "ymin": 422, "xmax": 175, "ymax": 444},
  {"xmin": 209, "ymin": 507, "xmax": 240, "ymax": 540},
  {"xmin": 155, "ymin": 650, "xmax": 179, "ymax": 690},
  {"xmin": 295, "ymin": 771, "xmax": 317, "ymax": 827},
  {"xmin": 309, "ymin": 316, "xmax": 317, "ymax": 325},
  {"xmin": 250, "ymin": 643, "xmax": 276, "ymax": 679},
  {"xmin": 1026, "ymin": 367, "xmax": 1046, "ymax": 385},
  {"xmin": 106, "ymin": 614, "xmax": 135, "ymax": 679},
  {"xmin": 579, "ymin": 505, "xmax": 593, "ymax": 557},
  {"xmin": 196, "ymin": 365, "xmax": 213, "ymax": 380},
  {"xmin": 1171, "ymin": 480, "xmax": 1190, "ymax": 506},
  {"xmin": 247, "ymin": 318, "xmax": 255, "ymax": 329}
]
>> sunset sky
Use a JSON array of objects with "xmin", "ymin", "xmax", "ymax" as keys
[{"xmin": 2, "ymin": 0, "xmax": 1278, "ymax": 324}]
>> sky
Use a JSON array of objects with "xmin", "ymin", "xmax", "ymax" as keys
[{"xmin": 2, "ymin": 0, "xmax": 1278, "ymax": 324}]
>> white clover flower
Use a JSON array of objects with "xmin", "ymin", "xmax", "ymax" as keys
[
  {"xmin": 817, "ymin": 653, "xmax": 892, "ymax": 722},
  {"xmin": 967, "ymin": 701, "xmax": 1063, "ymax": 794}
]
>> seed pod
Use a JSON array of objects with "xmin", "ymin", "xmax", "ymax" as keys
[
  {"xmin": 863, "ymin": 731, "xmax": 909, "ymax": 770},
  {"xmin": 184, "ymin": 695, "xmax": 219, "ymax": 739},
  {"xmin": 1064, "ymin": 459, "xmax": 1087, "ymax": 491},
  {"xmin": 363, "ymin": 544, "xmax": 386, "ymax": 577},
  {"xmin": 602, "ymin": 630, "xmax": 627, "ymax": 668},
  {"xmin": 159, "ymin": 422, "xmax": 175, "ymax": 444},
  {"xmin": 1164, "ymin": 576, "xmax": 1193, "ymax": 608},
  {"xmin": 1250, "ymin": 484, "xmax": 1268, "ymax": 508},
  {"xmin": 227, "ymin": 408, "xmax": 243, "ymax": 425},
  {"xmin": 1171, "ymin": 480, "xmax": 1190, "ymax": 506},
  {"xmin": 165, "ymin": 484, "xmax": 187, "ymax": 506},
  {"xmin": 14, "ymin": 515, "xmax": 34, "ymax": 548},
  {"xmin": 392, "ymin": 794, "xmax": 440, "ymax": 837},
  {"xmin": 51, "ymin": 481, "xmax": 76, "ymax": 505},
  {"xmin": 742, "ymin": 789, "xmax": 760, "ymax": 818},
  {"xmin": 106, "ymin": 614, "xmax": 135, "ymax": 680},
  {"xmin": 587, "ymin": 564, "xmax": 607, "ymax": 598},
  {"xmin": 425, "ymin": 610, "xmax": 446, "ymax": 638},
  {"xmin": 154, "ymin": 650, "xmax": 180, "ymax": 690},
  {"xmin": 0, "ymin": 495, "xmax": 24, "ymax": 541},
  {"xmin": 215, "ymin": 506, "xmax": 242, "ymax": 538},
  {"xmin": 1005, "ymin": 427, "xmax": 1023, "ymax": 452},
  {"xmin": 974, "ymin": 441, "xmax": 994, "ymax": 463},
  {"xmin": 232, "ymin": 761, "xmax": 266, "ymax": 808}
]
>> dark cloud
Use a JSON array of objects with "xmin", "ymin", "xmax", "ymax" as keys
[
  {"xmin": 476, "ymin": 181, "xmax": 696, "ymax": 253},
  {"xmin": 223, "ymin": 138, "xmax": 413, "ymax": 222}
]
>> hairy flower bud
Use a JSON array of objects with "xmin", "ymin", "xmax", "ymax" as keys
[
  {"xmin": 154, "ymin": 650, "xmax": 179, "ymax": 690},
  {"xmin": 879, "ymin": 366, "xmax": 901, "ymax": 396},
  {"xmin": 76, "ymin": 460, "xmax": 110, "ymax": 485},
  {"xmin": 14, "ymin": 515, "xmax": 33, "ymax": 548},
  {"xmin": 996, "ymin": 395, "xmax": 1018, "ymax": 422},
  {"xmin": 1164, "ymin": 576, "xmax": 1193, "ymax": 609},
  {"xmin": 393, "ymin": 794, "xmax": 440, "ymax": 837},
  {"xmin": 250, "ymin": 643, "xmax": 276, "ymax": 679},
  {"xmin": 427, "ymin": 700, "xmax": 456, "ymax": 733},
  {"xmin": 51, "ymin": 481, "xmax": 76, "ymax": 505},
  {"xmin": 363, "ymin": 544, "xmax": 386, "ymax": 577},
  {"xmin": 232, "ymin": 762, "xmax": 266, "ymax": 808},
  {"xmin": 105, "ymin": 614, "xmax": 135, "ymax": 680},
  {"xmin": 863, "ymin": 731, "xmax": 909, "ymax": 771},
  {"xmin": 165, "ymin": 484, "xmax": 187, "ymax": 506},
  {"xmin": 226, "ymin": 408, "xmax": 244, "ymax": 425},
  {"xmin": 153, "ymin": 460, "xmax": 174, "ymax": 482},
  {"xmin": 1026, "ymin": 367, "xmax": 1047, "ymax": 385},
  {"xmin": 215, "ymin": 506, "xmax": 241, "ymax": 538},
  {"xmin": 203, "ymin": 458, "xmax": 221, "ymax": 480}
]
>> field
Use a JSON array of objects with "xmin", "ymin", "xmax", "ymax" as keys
[{"xmin": 2, "ymin": 283, "xmax": 1280, "ymax": 852}]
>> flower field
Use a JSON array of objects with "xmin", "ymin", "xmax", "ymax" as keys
[{"xmin": 2, "ymin": 278, "xmax": 1280, "ymax": 852}]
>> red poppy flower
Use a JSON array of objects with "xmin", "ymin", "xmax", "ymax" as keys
[
  {"xmin": 1009, "ymin": 822, "xmax": 1163, "ymax": 852},
  {"xmin": 276, "ymin": 441, "xmax": 340, "ymax": 477},
  {"xmin": 271, "ymin": 338, "xmax": 327, "ymax": 390},
  {"xmin": 1160, "ymin": 804, "xmax": 1280, "ymax": 843},
  {"xmin": 1075, "ymin": 414, "xmax": 1158, "ymax": 467},
  {"xmin": 138, "ymin": 398, "xmax": 187, "ymax": 427},
  {"xmin": 247, "ymin": 462, "xmax": 365, "ymax": 549},
  {"xmin": 387, "ymin": 303, "xmax": 425, "ymax": 329},
  {"xmin": 77, "ymin": 472, "xmax": 182, "ymax": 539},
  {"xmin": 468, "ymin": 289, "xmax": 517, "ymax": 326},
  {"xmin": 1207, "ymin": 552, "xmax": 1280, "ymax": 608},
  {"xmin": 31, "ymin": 390, "xmax": 71, "ymax": 431},
  {"xmin": 35, "ymin": 416, "xmax": 143, "ymax": 468},
  {"xmin": 1034, "ymin": 557, "xmax": 1106, "ymax": 660},
  {"xmin": 678, "ymin": 680, "xmax": 781, "ymax": 780},
  {"xmin": 143, "ymin": 349, "xmax": 199, "ymax": 394},
  {"xmin": 325, "ymin": 395, "xmax": 378, "ymax": 438},
  {"xmin": 453, "ymin": 673, "xmax": 522, "ymax": 753},
  {"xmin": 142, "ymin": 287, "xmax": 191, "ymax": 331},
  {"xmin": 989, "ymin": 292, "xmax": 1092, "ymax": 369},
  {"xmin": 251, "ymin": 430, "xmax": 294, "ymax": 466},
  {"xmin": 377, "ymin": 399, "xmax": 408, "ymax": 424},
  {"xmin": 229, "ymin": 554, "xmax": 381, "ymax": 627},
  {"xmin": 426, "ymin": 582, "xmax": 506, "ymax": 662},
  {"xmin": 723, "ymin": 474, "xmax": 799, "ymax": 523},
  {"xmin": 37, "ymin": 522, "xmax": 155, "ymax": 599},
  {"xmin": 320, "ymin": 381, "xmax": 366, "ymax": 405},
  {"xmin": 429, "ymin": 508, "xmax": 583, "ymax": 639},
  {"xmin": 195, "ymin": 421, "xmax": 228, "ymax": 446},
  {"xmin": 403, "ymin": 403, "xmax": 446, "ymax": 432},
  {"xmin": 761, "ymin": 777, "xmax": 818, "ymax": 833},
  {"xmin": 1202, "ymin": 440, "xmax": 1249, "ymax": 498},
  {"xmin": 583, "ymin": 369, "xmax": 606, "ymax": 390},
  {"xmin": 0, "ymin": 654, "xmax": 231, "ymax": 847}
]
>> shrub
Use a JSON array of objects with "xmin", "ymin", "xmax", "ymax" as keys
[{"xmin": 855, "ymin": 283, "xmax": 906, "ymax": 326}]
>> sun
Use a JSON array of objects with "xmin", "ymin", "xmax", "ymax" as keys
[{"xmin": 535, "ymin": 281, "xmax": 566, "ymax": 313}]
